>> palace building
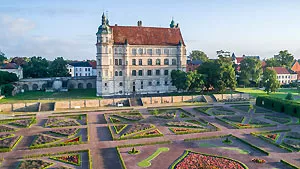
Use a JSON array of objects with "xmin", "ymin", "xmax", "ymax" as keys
[{"xmin": 96, "ymin": 13, "xmax": 186, "ymax": 96}]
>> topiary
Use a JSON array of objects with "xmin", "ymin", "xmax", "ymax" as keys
[{"xmin": 285, "ymin": 93, "xmax": 294, "ymax": 100}]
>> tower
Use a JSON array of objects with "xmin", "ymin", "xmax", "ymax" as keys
[{"xmin": 96, "ymin": 13, "xmax": 113, "ymax": 96}]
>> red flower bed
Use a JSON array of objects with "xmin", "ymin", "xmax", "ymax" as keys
[
  {"xmin": 266, "ymin": 134, "xmax": 277, "ymax": 140},
  {"xmin": 64, "ymin": 136, "xmax": 80, "ymax": 143},
  {"xmin": 252, "ymin": 158, "xmax": 266, "ymax": 163},
  {"xmin": 140, "ymin": 129, "xmax": 161, "ymax": 136},
  {"xmin": 174, "ymin": 152, "xmax": 246, "ymax": 169},
  {"xmin": 52, "ymin": 154, "xmax": 80, "ymax": 165}
]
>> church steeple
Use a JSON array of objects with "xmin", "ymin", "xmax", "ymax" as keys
[
  {"xmin": 170, "ymin": 18, "xmax": 175, "ymax": 28},
  {"xmin": 102, "ymin": 12, "xmax": 106, "ymax": 25}
]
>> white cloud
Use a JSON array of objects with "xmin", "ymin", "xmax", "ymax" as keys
[{"xmin": 1, "ymin": 15, "xmax": 35, "ymax": 35}]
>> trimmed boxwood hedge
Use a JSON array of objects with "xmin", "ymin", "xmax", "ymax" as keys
[{"xmin": 256, "ymin": 96, "xmax": 300, "ymax": 118}]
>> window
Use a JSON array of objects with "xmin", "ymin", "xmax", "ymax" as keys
[
  {"xmin": 164, "ymin": 59, "xmax": 169, "ymax": 65},
  {"xmin": 119, "ymin": 59, "xmax": 122, "ymax": 65},
  {"xmin": 115, "ymin": 71, "xmax": 118, "ymax": 76},
  {"xmin": 115, "ymin": 48, "xmax": 118, "ymax": 54},
  {"xmin": 119, "ymin": 90, "xmax": 122, "ymax": 94},
  {"xmin": 98, "ymin": 72, "xmax": 101, "ymax": 77},
  {"xmin": 132, "ymin": 70, "xmax": 137, "ymax": 76},
  {"xmin": 138, "ymin": 48, "xmax": 143, "ymax": 55},
  {"xmin": 148, "ymin": 59, "xmax": 152, "ymax": 65},
  {"xmin": 157, "ymin": 81, "xmax": 160, "ymax": 86},
  {"xmin": 164, "ymin": 70, "xmax": 169, "ymax": 76},
  {"xmin": 85, "ymin": 73, "xmax": 87, "ymax": 76},
  {"xmin": 88, "ymin": 68, "xmax": 90, "ymax": 71},
  {"xmin": 172, "ymin": 59, "xmax": 176, "ymax": 65},
  {"xmin": 106, "ymin": 37, "xmax": 108, "ymax": 42},
  {"xmin": 164, "ymin": 49, "xmax": 169, "ymax": 55},
  {"xmin": 115, "ymin": 59, "xmax": 118, "ymax": 65},
  {"xmin": 156, "ymin": 49, "xmax": 161, "ymax": 55},
  {"xmin": 119, "ymin": 82, "xmax": 123, "ymax": 86},
  {"xmin": 105, "ymin": 70, "xmax": 108, "ymax": 76},
  {"xmin": 118, "ymin": 48, "xmax": 122, "ymax": 54},
  {"xmin": 105, "ymin": 83, "xmax": 107, "ymax": 87},
  {"xmin": 147, "ymin": 49, "xmax": 152, "ymax": 55},
  {"xmin": 79, "ymin": 68, "xmax": 82, "ymax": 71},
  {"xmin": 76, "ymin": 68, "xmax": 78, "ymax": 71},
  {"xmin": 147, "ymin": 70, "xmax": 152, "ymax": 76},
  {"xmin": 85, "ymin": 68, "xmax": 87, "ymax": 71},
  {"xmin": 156, "ymin": 59, "xmax": 161, "ymax": 65},
  {"xmin": 141, "ymin": 81, "xmax": 143, "ymax": 85},
  {"xmin": 76, "ymin": 73, "xmax": 78, "ymax": 76},
  {"xmin": 138, "ymin": 70, "xmax": 143, "ymax": 76},
  {"xmin": 165, "ymin": 80, "xmax": 168, "ymax": 85},
  {"xmin": 139, "ymin": 59, "xmax": 143, "ymax": 65},
  {"xmin": 132, "ymin": 59, "xmax": 136, "ymax": 65},
  {"xmin": 156, "ymin": 69, "xmax": 160, "ymax": 76},
  {"xmin": 148, "ymin": 81, "xmax": 152, "ymax": 86},
  {"xmin": 132, "ymin": 48, "xmax": 137, "ymax": 55},
  {"xmin": 88, "ymin": 73, "xmax": 90, "ymax": 76},
  {"xmin": 119, "ymin": 71, "xmax": 122, "ymax": 76},
  {"xmin": 70, "ymin": 69, "xmax": 72, "ymax": 72}
]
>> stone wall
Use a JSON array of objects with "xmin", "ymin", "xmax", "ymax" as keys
[
  {"xmin": 141, "ymin": 95, "xmax": 205, "ymax": 105},
  {"xmin": 0, "ymin": 104, "xmax": 12, "ymax": 112},
  {"xmin": 213, "ymin": 93, "xmax": 250, "ymax": 101}
]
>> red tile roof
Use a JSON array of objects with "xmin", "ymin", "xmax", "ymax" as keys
[
  {"xmin": 0, "ymin": 63, "xmax": 19, "ymax": 69},
  {"xmin": 89, "ymin": 61, "xmax": 97, "ymax": 69},
  {"xmin": 267, "ymin": 67, "xmax": 290, "ymax": 74},
  {"xmin": 261, "ymin": 61, "xmax": 266, "ymax": 67},
  {"xmin": 110, "ymin": 26, "xmax": 185, "ymax": 46},
  {"xmin": 236, "ymin": 57, "xmax": 244, "ymax": 64}
]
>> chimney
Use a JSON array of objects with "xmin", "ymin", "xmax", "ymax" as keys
[
  {"xmin": 137, "ymin": 21, "xmax": 142, "ymax": 27},
  {"xmin": 115, "ymin": 24, "xmax": 118, "ymax": 26}
]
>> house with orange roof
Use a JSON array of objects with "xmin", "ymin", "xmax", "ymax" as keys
[{"xmin": 267, "ymin": 67, "xmax": 297, "ymax": 84}]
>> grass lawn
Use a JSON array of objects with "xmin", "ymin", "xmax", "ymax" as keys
[
  {"xmin": 137, "ymin": 147, "xmax": 169, "ymax": 167},
  {"xmin": 235, "ymin": 88, "xmax": 300, "ymax": 100},
  {"xmin": 0, "ymin": 89, "xmax": 100, "ymax": 103}
]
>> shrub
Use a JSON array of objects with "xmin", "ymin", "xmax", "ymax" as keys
[
  {"xmin": 285, "ymin": 93, "xmax": 294, "ymax": 100},
  {"xmin": 1, "ymin": 84, "xmax": 14, "ymax": 96}
]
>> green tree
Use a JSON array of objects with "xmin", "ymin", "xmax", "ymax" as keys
[
  {"xmin": 189, "ymin": 50, "xmax": 208, "ymax": 61},
  {"xmin": 0, "ymin": 51, "xmax": 7, "ymax": 64},
  {"xmin": 186, "ymin": 71, "xmax": 205, "ymax": 91},
  {"xmin": 262, "ymin": 68, "xmax": 280, "ymax": 94},
  {"xmin": 198, "ymin": 60, "xmax": 220, "ymax": 90},
  {"xmin": 217, "ymin": 56, "xmax": 237, "ymax": 92},
  {"xmin": 239, "ymin": 57, "xmax": 262, "ymax": 87},
  {"xmin": 171, "ymin": 70, "xmax": 188, "ymax": 91},
  {"xmin": 265, "ymin": 58, "xmax": 281, "ymax": 67},
  {"xmin": 0, "ymin": 71, "xmax": 18, "ymax": 85},
  {"xmin": 275, "ymin": 50, "xmax": 294, "ymax": 67},
  {"xmin": 23, "ymin": 56, "xmax": 49, "ymax": 78},
  {"xmin": 285, "ymin": 93, "xmax": 294, "ymax": 100},
  {"xmin": 49, "ymin": 57, "xmax": 70, "ymax": 77}
]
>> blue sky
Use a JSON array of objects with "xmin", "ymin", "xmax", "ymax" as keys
[{"xmin": 1, "ymin": 0, "xmax": 300, "ymax": 60}]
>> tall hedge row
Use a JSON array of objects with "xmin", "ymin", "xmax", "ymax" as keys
[{"xmin": 256, "ymin": 96, "xmax": 300, "ymax": 118}]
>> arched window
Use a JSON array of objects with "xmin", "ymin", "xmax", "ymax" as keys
[
  {"xmin": 164, "ymin": 59, "xmax": 169, "ymax": 65},
  {"xmin": 156, "ymin": 59, "xmax": 161, "ymax": 65},
  {"xmin": 119, "ymin": 71, "xmax": 123, "ymax": 76},
  {"xmin": 115, "ymin": 71, "xmax": 118, "ymax": 76},
  {"xmin": 172, "ymin": 59, "xmax": 176, "ymax": 65},
  {"xmin": 148, "ymin": 59, "xmax": 152, "ymax": 65},
  {"xmin": 119, "ymin": 82, "xmax": 123, "ymax": 86}
]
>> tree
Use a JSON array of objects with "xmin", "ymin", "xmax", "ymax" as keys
[
  {"xmin": 262, "ymin": 68, "xmax": 280, "ymax": 94},
  {"xmin": 186, "ymin": 71, "xmax": 205, "ymax": 91},
  {"xmin": 274, "ymin": 50, "xmax": 294, "ymax": 67},
  {"xmin": 198, "ymin": 60, "xmax": 220, "ymax": 90},
  {"xmin": 0, "ymin": 71, "xmax": 18, "ymax": 85},
  {"xmin": 171, "ymin": 70, "xmax": 188, "ymax": 91},
  {"xmin": 217, "ymin": 56, "xmax": 237, "ymax": 92},
  {"xmin": 189, "ymin": 50, "xmax": 208, "ymax": 62},
  {"xmin": 0, "ymin": 51, "xmax": 7, "ymax": 64},
  {"xmin": 265, "ymin": 58, "xmax": 281, "ymax": 67},
  {"xmin": 23, "ymin": 56, "xmax": 49, "ymax": 78},
  {"xmin": 11, "ymin": 57, "xmax": 29, "ymax": 66},
  {"xmin": 49, "ymin": 57, "xmax": 70, "ymax": 77},
  {"xmin": 239, "ymin": 57, "xmax": 262, "ymax": 87}
]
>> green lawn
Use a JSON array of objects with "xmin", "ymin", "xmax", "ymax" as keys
[
  {"xmin": 0, "ymin": 89, "xmax": 100, "ymax": 103},
  {"xmin": 137, "ymin": 147, "xmax": 169, "ymax": 167},
  {"xmin": 235, "ymin": 88, "xmax": 300, "ymax": 100}
]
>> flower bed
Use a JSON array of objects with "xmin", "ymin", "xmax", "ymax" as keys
[
  {"xmin": 169, "ymin": 128, "xmax": 206, "ymax": 135},
  {"xmin": 264, "ymin": 133, "xmax": 278, "ymax": 141},
  {"xmin": 194, "ymin": 107, "xmax": 212, "ymax": 116},
  {"xmin": 50, "ymin": 154, "xmax": 81, "ymax": 166},
  {"xmin": 180, "ymin": 113, "xmax": 189, "ymax": 118},
  {"xmin": 166, "ymin": 121, "xmax": 204, "ymax": 128},
  {"xmin": 252, "ymin": 158, "xmax": 266, "ymax": 163},
  {"xmin": 17, "ymin": 160, "xmax": 53, "ymax": 169},
  {"xmin": 31, "ymin": 134, "xmax": 60, "ymax": 147},
  {"xmin": 0, "ymin": 133, "xmax": 14, "ymax": 140},
  {"xmin": 49, "ymin": 128, "xmax": 79, "ymax": 137},
  {"xmin": 0, "ymin": 125, "xmax": 15, "ymax": 132},
  {"xmin": 46, "ymin": 119, "xmax": 80, "ymax": 128},
  {"xmin": 122, "ymin": 124, "xmax": 153, "ymax": 137},
  {"xmin": 64, "ymin": 136, "xmax": 81, "ymax": 144},
  {"xmin": 222, "ymin": 116, "xmax": 244, "ymax": 123},
  {"xmin": 249, "ymin": 119, "xmax": 269, "ymax": 125},
  {"xmin": 113, "ymin": 114, "xmax": 143, "ymax": 121},
  {"xmin": 113, "ymin": 124, "xmax": 127, "ymax": 134},
  {"xmin": 170, "ymin": 150, "xmax": 248, "ymax": 169},
  {"xmin": 185, "ymin": 119, "xmax": 208, "ymax": 126},
  {"xmin": 0, "ymin": 136, "xmax": 22, "ymax": 151},
  {"xmin": 212, "ymin": 111, "xmax": 235, "ymax": 116},
  {"xmin": 110, "ymin": 117, "xmax": 121, "ymax": 124},
  {"xmin": 264, "ymin": 116, "xmax": 290, "ymax": 124},
  {"xmin": 282, "ymin": 139, "xmax": 300, "ymax": 151},
  {"xmin": 9, "ymin": 117, "xmax": 36, "ymax": 128}
]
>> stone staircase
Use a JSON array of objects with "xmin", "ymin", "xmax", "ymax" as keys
[
  {"xmin": 40, "ymin": 102, "xmax": 55, "ymax": 111},
  {"xmin": 129, "ymin": 97, "xmax": 143, "ymax": 107},
  {"xmin": 203, "ymin": 95, "xmax": 217, "ymax": 103}
]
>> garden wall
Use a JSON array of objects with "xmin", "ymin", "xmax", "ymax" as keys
[
  {"xmin": 0, "ymin": 104, "xmax": 12, "ymax": 112},
  {"xmin": 213, "ymin": 93, "xmax": 250, "ymax": 101},
  {"xmin": 256, "ymin": 96, "xmax": 300, "ymax": 118}
]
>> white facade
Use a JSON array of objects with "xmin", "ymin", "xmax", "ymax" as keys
[
  {"xmin": 67, "ymin": 64, "xmax": 93, "ymax": 77},
  {"xmin": 277, "ymin": 74, "xmax": 297, "ymax": 84},
  {"xmin": 0, "ymin": 67, "xmax": 23, "ymax": 79},
  {"xmin": 96, "ymin": 15, "xmax": 186, "ymax": 96}
]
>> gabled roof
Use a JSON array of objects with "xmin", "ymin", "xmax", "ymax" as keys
[
  {"xmin": 110, "ymin": 26, "xmax": 185, "ymax": 46},
  {"xmin": 261, "ymin": 61, "xmax": 266, "ymax": 67},
  {"xmin": 291, "ymin": 60, "xmax": 300, "ymax": 72},
  {"xmin": 267, "ymin": 67, "xmax": 294, "ymax": 74},
  {"xmin": 236, "ymin": 57, "xmax": 244, "ymax": 64},
  {"xmin": 69, "ymin": 62, "xmax": 92, "ymax": 67},
  {"xmin": 0, "ymin": 63, "xmax": 19, "ymax": 69}
]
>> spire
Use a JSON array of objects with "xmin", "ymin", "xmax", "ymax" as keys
[
  {"xmin": 170, "ymin": 17, "xmax": 175, "ymax": 28},
  {"xmin": 102, "ymin": 12, "xmax": 106, "ymax": 25}
]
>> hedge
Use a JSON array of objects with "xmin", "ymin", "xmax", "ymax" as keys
[
  {"xmin": 280, "ymin": 159, "xmax": 299, "ymax": 169},
  {"xmin": 231, "ymin": 136, "xmax": 269, "ymax": 155},
  {"xmin": 256, "ymin": 96, "xmax": 300, "ymax": 118},
  {"xmin": 118, "ymin": 141, "xmax": 172, "ymax": 148},
  {"xmin": 116, "ymin": 147, "xmax": 127, "ymax": 169},
  {"xmin": 184, "ymin": 134, "xmax": 230, "ymax": 142}
]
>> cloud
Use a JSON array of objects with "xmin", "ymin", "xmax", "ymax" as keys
[{"xmin": 0, "ymin": 15, "xmax": 95, "ymax": 60}]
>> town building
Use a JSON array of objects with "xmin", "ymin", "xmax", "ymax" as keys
[
  {"xmin": 267, "ymin": 67, "xmax": 297, "ymax": 84},
  {"xmin": 96, "ymin": 13, "xmax": 186, "ymax": 96},
  {"xmin": 0, "ymin": 63, "xmax": 23, "ymax": 79},
  {"xmin": 217, "ymin": 50, "xmax": 231, "ymax": 57},
  {"xmin": 67, "ymin": 62, "xmax": 95, "ymax": 77},
  {"xmin": 186, "ymin": 60, "xmax": 202, "ymax": 72}
]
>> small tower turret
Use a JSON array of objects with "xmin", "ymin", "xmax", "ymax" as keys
[{"xmin": 170, "ymin": 18, "xmax": 175, "ymax": 28}]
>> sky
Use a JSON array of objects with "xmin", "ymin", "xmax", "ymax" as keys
[{"xmin": 1, "ymin": 0, "xmax": 300, "ymax": 60}]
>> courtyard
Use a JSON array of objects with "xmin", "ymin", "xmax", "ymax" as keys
[{"xmin": 0, "ymin": 103, "xmax": 298, "ymax": 169}]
